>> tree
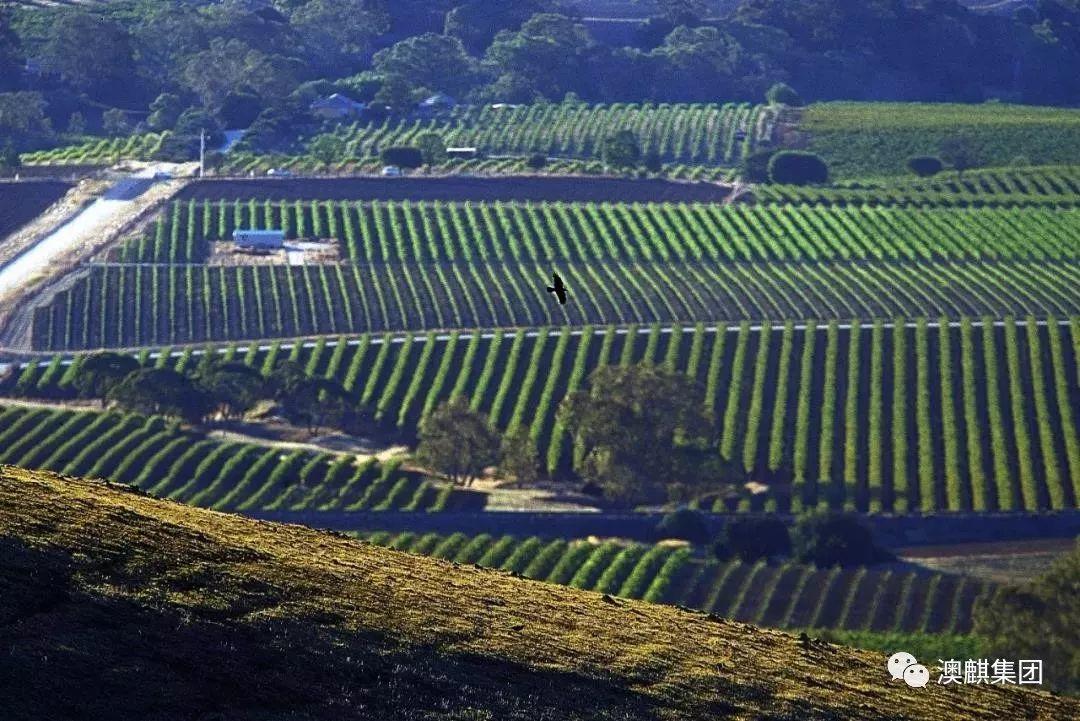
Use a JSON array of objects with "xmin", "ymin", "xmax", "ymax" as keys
[
  {"xmin": 500, "ymin": 430, "xmax": 542, "ymax": 484},
  {"xmin": 768, "ymin": 151, "xmax": 829, "ymax": 185},
  {"xmin": 907, "ymin": 155, "xmax": 944, "ymax": 178},
  {"xmin": 766, "ymin": 81, "xmax": 802, "ymax": 106},
  {"xmin": 715, "ymin": 517, "xmax": 791, "ymax": 562},
  {"xmin": 416, "ymin": 397, "xmax": 501, "ymax": 487},
  {"xmin": 445, "ymin": 0, "xmax": 547, "ymax": 53},
  {"xmin": 219, "ymin": 92, "xmax": 262, "ymax": 128},
  {"xmin": 526, "ymin": 152, "xmax": 548, "ymax": 170},
  {"xmin": 0, "ymin": 93, "xmax": 52, "ymax": 148},
  {"xmin": 307, "ymin": 133, "xmax": 346, "ymax": 165},
  {"xmin": 194, "ymin": 359, "xmax": 266, "ymax": 420},
  {"xmin": 66, "ymin": 112, "xmax": 86, "ymax": 136},
  {"xmin": 790, "ymin": 511, "xmax": 889, "ymax": 567},
  {"xmin": 381, "ymin": 146, "xmax": 424, "ymax": 169},
  {"xmin": 558, "ymin": 365, "xmax": 726, "ymax": 506},
  {"xmin": 741, "ymin": 149, "xmax": 776, "ymax": 183},
  {"xmin": 601, "ymin": 130, "xmax": 641, "ymax": 169},
  {"xmin": 0, "ymin": 140, "xmax": 19, "ymax": 172},
  {"xmin": 975, "ymin": 540, "xmax": 1080, "ymax": 694},
  {"xmin": 107, "ymin": 368, "xmax": 212, "ymax": 423},
  {"xmin": 486, "ymin": 14, "xmax": 593, "ymax": 99},
  {"xmin": 940, "ymin": 136, "xmax": 980, "ymax": 176},
  {"xmin": 416, "ymin": 132, "xmax": 447, "ymax": 165},
  {"xmin": 147, "ymin": 93, "xmax": 183, "ymax": 131},
  {"xmin": 656, "ymin": 508, "xmax": 711, "ymax": 544},
  {"xmin": 643, "ymin": 150, "xmax": 664, "ymax": 173},
  {"xmin": 182, "ymin": 38, "xmax": 296, "ymax": 110},
  {"xmin": 174, "ymin": 107, "xmax": 224, "ymax": 147},
  {"xmin": 265, "ymin": 360, "xmax": 350, "ymax": 435},
  {"xmin": 289, "ymin": 0, "xmax": 389, "ymax": 74},
  {"xmin": 73, "ymin": 352, "xmax": 140, "ymax": 400},
  {"xmin": 102, "ymin": 108, "xmax": 129, "ymax": 137},
  {"xmin": 372, "ymin": 33, "xmax": 477, "ymax": 98},
  {"xmin": 42, "ymin": 12, "xmax": 134, "ymax": 99}
]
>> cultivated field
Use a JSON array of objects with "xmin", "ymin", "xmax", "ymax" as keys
[
  {"xmin": 19, "ymin": 133, "xmax": 166, "ymax": 166},
  {"xmin": 18, "ymin": 318, "xmax": 1080, "ymax": 514},
  {"xmin": 28, "ymin": 198, "xmax": 1080, "ymax": 348},
  {"xmin": 363, "ymin": 531, "xmax": 993, "ymax": 634},
  {"xmin": 802, "ymin": 102, "xmax": 1080, "ymax": 178},
  {"xmin": 331, "ymin": 102, "xmax": 776, "ymax": 164},
  {"xmin": 0, "ymin": 180, "xmax": 73, "ymax": 242},
  {"xmin": 0, "ymin": 404, "xmax": 483, "ymax": 512}
]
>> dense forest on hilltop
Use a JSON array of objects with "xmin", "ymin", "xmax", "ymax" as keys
[{"xmin": 3, "ymin": 0, "xmax": 1080, "ymax": 155}]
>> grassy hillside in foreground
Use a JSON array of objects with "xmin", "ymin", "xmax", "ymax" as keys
[
  {"xmin": 1, "ymin": 467, "xmax": 1075, "ymax": 721},
  {"xmin": 802, "ymin": 103, "xmax": 1080, "ymax": 178}
]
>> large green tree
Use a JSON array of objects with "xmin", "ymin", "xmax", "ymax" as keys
[
  {"xmin": 416, "ymin": 397, "xmax": 501, "ymax": 487},
  {"xmin": 41, "ymin": 12, "xmax": 133, "ymax": 99},
  {"xmin": 558, "ymin": 365, "xmax": 729, "ymax": 506},
  {"xmin": 107, "ymin": 368, "xmax": 212, "ymax": 423},
  {"xmin": 486, "ymin": 14, "xmax": 593, "ymax": 99},
  {"xmin": 372, "ymin": 33, "xmax": 477, "ymax": 99},
  {"xmin": 976, "ymin": 540, "xmax": 1080, "ymax": 694},
  {"xmin": 289, "ymin": 0, "xmax": 389, "ymax": 74}
]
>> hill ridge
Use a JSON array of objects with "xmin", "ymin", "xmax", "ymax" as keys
[{"xmin": 1, "ymin": 466, "xmax": 1075, "ymax": 720}]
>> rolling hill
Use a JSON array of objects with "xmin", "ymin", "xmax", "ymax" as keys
[{"xmin": 1, "ymin": 465, "xmax": 1075, "ymax": 720}]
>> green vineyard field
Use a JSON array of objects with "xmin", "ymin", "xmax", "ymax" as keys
[
  {"xmin": 362, "ymin": 531, "xmax": 993, "ymax": 635},
  {"xmin": 756, "ymin": 166, "xmax": 1080, "ymax": 208},
  {"xmin": 115, "ymin": 199, "xmax": 1080, "ymax": 264},
  {"xmin": 20, "ymin": 133, "xmax": 167, "ymax": 166},
  {"xmin": 330, "ymin": 102, "xmax": 775, "ymax": 165},
  {"xmin": 0, "ymin": 405, "xmax": 483, "ymax": 512},
  {"xmin": 30, "ymin": 199, "xmax": 1080, "ymax": 349},
  {"xmin": 803, "ymin": 102, "xmax": 1080, "ymax": 178},
  {"xmin": 18, "ymin": 318, "xmax": 1080, "ymax": 514}
]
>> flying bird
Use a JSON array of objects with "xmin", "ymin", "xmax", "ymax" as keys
[{"xmin": 546, "ymin": 271, "xmax": 568, "ymax": 305}]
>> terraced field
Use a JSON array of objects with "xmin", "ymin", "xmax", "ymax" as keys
[
  {"xmin": 19, "ymin": 318, "xmax": 1080, "ymax": 514},
  {"xmin": 0, "ymin": 405, "xmax": 484, "ymax": 512},
  {"xmin": 332, "ymin": 102, "xmax": 776, "ymax": 164},
  {"xmin": 362, "ymin": 531, "xmax": 993, "ymax": 634},
  {"xmin": 30, "ymin": 199, "xmax": 1080, "ymax": 348}
]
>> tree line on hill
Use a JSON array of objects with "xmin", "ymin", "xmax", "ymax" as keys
[{"xmin": 4, "ymin": 1, "xmax": 1080, "ymax": 158}]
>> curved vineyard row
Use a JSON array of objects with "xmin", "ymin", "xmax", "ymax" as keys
[
  {"xmin": 120, "ymin": 200, "xmax": 1080, "ymax": 264},
  {"xmin": 0, "ymin": 405, "xmax": 484, "ymax": 512},
  {"xmin": 334, "ymin": 102, "xmax": 775, "ymax": 165},
  {"xmin": 31, "ymin": 260, "xmax": 1080, "ymax": 348},
  {"xmin": 21, "ymin": 318, "xmax": 1080, "ymax": 514},
  {"xmin": 20, "ymin": 133, "xmax": 168, "ymax": 165},
  {"xmin": 363, "ymin": 531, "xmax": 993, "ymax": 634}
]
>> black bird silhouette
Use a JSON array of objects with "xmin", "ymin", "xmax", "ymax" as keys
[{"xmin": 546, "ymin": 271, "xmax": 568, "ymax": 305}]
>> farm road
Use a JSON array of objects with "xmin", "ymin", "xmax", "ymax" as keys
[{"xmin": 4, "ymin": 317, "xmax": 1072, "ymax": 364}]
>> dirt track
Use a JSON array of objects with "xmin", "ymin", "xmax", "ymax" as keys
[{"xmin": 177, "ymin": 175, "xmax": 734, "ymax": 203}]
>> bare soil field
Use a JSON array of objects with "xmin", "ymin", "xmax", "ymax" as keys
[
  {"xmin": 0, "ymin": 180, "xmax": 73, "ymax": 243},
  {"xmin": 178, "ymin": 175, "xmax": 734, "ymax": 203},
  {"xmin": 900, "ymin": 538, "xmax": 1074, "ymax": 584}
]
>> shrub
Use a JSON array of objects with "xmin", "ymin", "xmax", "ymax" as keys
[
  {"xmin": 527, "ymin": 152, "xmax": 548, "ymax": 169},
  {"xmin": 381, "ymin": 145, "xmax": 424, "ymax": 168},
  {"xmin": 768, "ymin": 151, "xmax": 829, "ymax": 185},
  {"xmin": 791, "ymin": 510, "xmax": 889, "ymax": 567},
  {"xmin": 715, "ymin": 517, "xmax": 791, "ymax": 562},
  {"xmin": 741, "ymin": 149, "xmax": 776, "ymax": 183},
  {"xmin": 766, "ymin": 82, "xmax": 803, "ymax": 106},
  {"xmin": 907, "ymin": 156, "xmax": 943, "ymax": 177},
  {"xmin": 655, "ymin": 508, "xmax": 711, "ymax": 545}
]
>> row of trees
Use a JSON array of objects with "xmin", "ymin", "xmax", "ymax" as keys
[
  {"xmin": 417, "ymin": 364, "xmax": 744, "ymax": 505},
  {"xmin": 75, "ymin": 353, "xmax": 352, "ymax": 433}
]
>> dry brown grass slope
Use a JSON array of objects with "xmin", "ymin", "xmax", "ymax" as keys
[{"xmin": 0, "ymin": 466, "xmax": 1075, "ymax": 721}]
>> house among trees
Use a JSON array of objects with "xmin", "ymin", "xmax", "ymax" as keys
[
  {"xmin": 308, "ymin": 93, "xmax": 366, "ymax": 120},
  {"xmin": 417, "ymin": 93, "xmax": 457, "ymax": 117}
]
